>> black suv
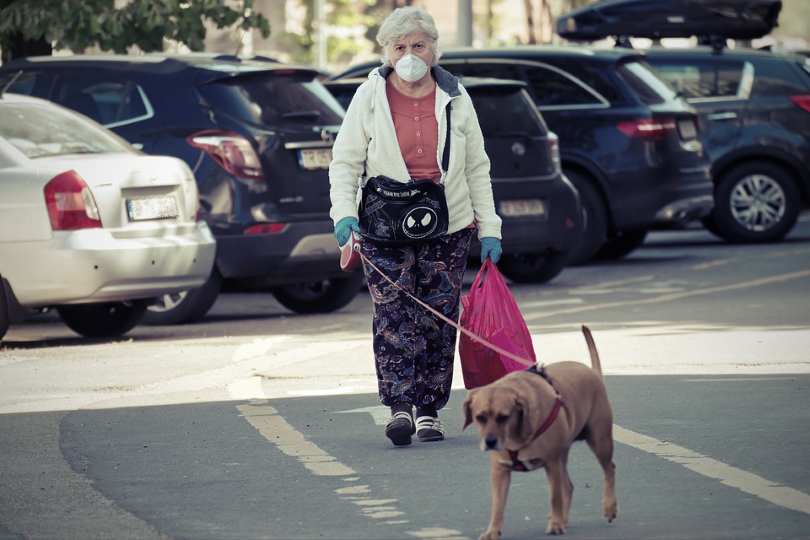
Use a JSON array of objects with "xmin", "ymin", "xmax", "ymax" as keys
[
  {"xmin": 555, "ymin": 0, "xmax": 809, "ymax": 244},
  {"xmin": 643, "ymin": 47, "xmax": 810, "ymax": 243},
  {"xmin": 325, "ymin": 77, "xmax": 583, "ymax": 283},
  {"xmin": 332, "ymin": 47, "xmax": 714, "ymax": 264},
  {"xmin": 0, "ymin": 54, "xmax": 363, "ymax": 323}
]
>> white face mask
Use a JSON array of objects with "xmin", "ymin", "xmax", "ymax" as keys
[{"xmin": 394, "ymin": 54, "xmax": 428, "ymax": 83}]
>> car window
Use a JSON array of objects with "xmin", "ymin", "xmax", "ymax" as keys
[
  {"xmin": 198, "ymin": 72, "xmax": 345, "ymax": 127},
  {"xmin": 648, "ymin": 60, "xmax": 747, "ymax": 99},
  {"xmin": 615, "ymin": 60, "xmax": 677, "ymax": 105},
  {"xmin": 542, "ymin": 60, "xmax": 624, "ymax": 103},
  {"xmin": 524, "ymin": 66, "xmax": 605, "ymax": 107},
  {"xmin": 0, "ymin": 101, "xmax": 134, "ymax": 158},
  {"xmin": 0, "ymin": 71, "xmax": 53, "ymax": 99},
  {"xmin": 50, "ymin": 76, "xmax": 152, "ymax": 126},
  {"xmin": 467, "ymin": 87, "xmax": 547, "ymax": 138}
]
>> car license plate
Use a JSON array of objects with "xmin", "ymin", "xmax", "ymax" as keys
[
  {"xmin": 127, "ymin": 195, "xmax": 179, "ymax": 221},
  {"xmin": 298, "ymin": 148, "xmax": 332, "ymax": 170},
  {"xmin": 678, "ymin": 119, "xmax": 697, "ymax": 140},
  {"xmin": 499, "ymin": 199, "xmax": 546, "ymax": 217}
]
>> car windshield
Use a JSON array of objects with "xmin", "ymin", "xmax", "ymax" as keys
[
  {"xmin": 0, "ymin": 99, "xmax": 134, "ymax": 158},
  {"xmin": 468, "ymin": 87, "xmax": 547, "ymax": 137},
  {"xmin": 199, "ymin": 71, "xmax": 345, "ymax": 128},
  {"xmin": 616, "ymin": 60, "xmax": 678, "ymax": 105}
]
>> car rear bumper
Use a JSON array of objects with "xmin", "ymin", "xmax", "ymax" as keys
[
  {"xmin": 2, "ymin": 222, "xmax": 216, "ymax": 307},
  {"xmin": 610, "ymin": 164, "xmax": 713, "ymax": 230},
  {"xmin": 215, "ymin": 221, "xmax": 346, "ymax": 285}
]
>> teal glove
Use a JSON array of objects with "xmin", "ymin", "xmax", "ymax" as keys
[
  {"xmin": 481, "ymin": 237, "xmax": 502, "ymax": 264},
  {"xmin": 334, "ymin": 217, "xmax": 361, "ymax": 246}
]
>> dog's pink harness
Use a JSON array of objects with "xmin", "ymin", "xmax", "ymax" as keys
[{"xmin": 508, "ymin": 365, "xmax": 563, "ymax": 472}]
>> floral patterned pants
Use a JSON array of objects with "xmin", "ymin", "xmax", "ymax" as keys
[{"xmin": 361, "ymin": 229, "xmax": 474, "ymax": 411}]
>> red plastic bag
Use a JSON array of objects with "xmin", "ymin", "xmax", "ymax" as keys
[{"xmin": 458, "ymin": 259, "xmax": 536, "ymax": 389}]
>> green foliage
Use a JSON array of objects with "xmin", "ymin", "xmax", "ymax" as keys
[
  {"xmin": 0, "ymin": 0, "xmax": 271, "ymax": 61},
  {"xmin": 278, "ymin": 0, "xmax": 377, "ymax": 66}
]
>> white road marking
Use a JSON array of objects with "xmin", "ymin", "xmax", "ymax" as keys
[
  {"xmin": 614, "ymin": 424, "xmax": 810, "ymax": 516},
  {"xmin": 335, "ymin": 405, "xmax": 391, "ymax": 426},
  {"xmin": 236, "ymin": 399, "xmax": 467, "ymax": 539}
]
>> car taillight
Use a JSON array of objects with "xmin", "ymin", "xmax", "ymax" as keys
[
  {"xmin": 44, "ymin": 171, "xmax": 102, "ymax": 230},
  {"xmin": 547, "ymin": 132, "xmax": 561, "ymax": 174},
  {"xmin": 789, "ymin": 95, "xmax": 810, "ymax": 113},
  {"xmin": 187, "ymin": 130, "xmax": 263, "ymax": 180},
  {"xmin": 616, "ymin": 118, "xmax": 676, "ymax": 141},
  {"xmin": 244, "ymin": 223, "xmax": 287, "ymax": 234}
]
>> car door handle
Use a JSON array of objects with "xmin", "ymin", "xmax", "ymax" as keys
[{"xmin": 706, "ymin": 112, "xmax": 738, "ymax": 121}]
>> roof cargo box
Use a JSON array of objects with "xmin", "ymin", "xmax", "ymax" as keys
[{"xmin": 556, "ymin": 0, "xmax": 782, "ymax": 41}]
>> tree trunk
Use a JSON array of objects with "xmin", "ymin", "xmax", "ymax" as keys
[{"xmin": 523, "ymin": 0, "xmax": 536, "ymax": 44}]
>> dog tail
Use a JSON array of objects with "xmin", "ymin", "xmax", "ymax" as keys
[{"xmin": 582, "ymin": 325, "xmax": 602, "ymax": 377}]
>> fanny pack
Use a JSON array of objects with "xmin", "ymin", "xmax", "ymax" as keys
[{"xmin": 359, "ymin": 103, "xmax": 452, "ymax": 246}]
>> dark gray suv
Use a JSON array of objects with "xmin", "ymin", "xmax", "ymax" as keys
[{"xmin": 644, "ymin": 47, "xmax": 810, "ymax": 243}]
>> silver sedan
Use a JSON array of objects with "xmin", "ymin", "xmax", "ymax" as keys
[{"xmin": 0, "ymin": 92, "xmax": 216, "ymax": 339}]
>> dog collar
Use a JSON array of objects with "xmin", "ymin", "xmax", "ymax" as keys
[{"xmin": 508, "ymin": 395, "xmax": 563, "ymax": 472}]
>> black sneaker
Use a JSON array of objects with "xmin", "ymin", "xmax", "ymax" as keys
[{"xmin": 385, "ymin": 411, "xmax": 414, "ymax": 446}]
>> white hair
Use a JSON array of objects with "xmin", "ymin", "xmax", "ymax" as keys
[{"xmin": 376, "ymin": 6, "xmax": 441, "ymax": 67}]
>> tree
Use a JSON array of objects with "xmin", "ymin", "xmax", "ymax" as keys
[{"xmin": 0, "ymin": 0, "xmax": 271, "ymax": 63}]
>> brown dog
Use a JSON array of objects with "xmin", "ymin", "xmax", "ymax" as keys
[{"xmin": 462, "ymin": 325, "xmax": 617, "ymax": 538}]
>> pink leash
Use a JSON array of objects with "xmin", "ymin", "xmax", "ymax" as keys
[{"xmin": 360, "ymin": 253, "xmax": 536, "ymax": 368}]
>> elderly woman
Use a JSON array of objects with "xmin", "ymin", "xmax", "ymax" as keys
[{"xmin": 329, "ymin": 6, "xmax": 502, "ymax": 446}]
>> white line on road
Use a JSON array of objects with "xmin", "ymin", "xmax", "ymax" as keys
[
  {"xmin": 613, "ymin": 424, "xmax": 810, "ymax": 516},
  {"xmin": 235, "ymin": 398, "xmax": 467, "ymax": 539}
]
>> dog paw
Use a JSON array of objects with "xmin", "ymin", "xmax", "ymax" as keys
[
  {"xmin": 603, "ymin": 497, "xmax": 618, "ymax": 523},
  {"xmin": 545, "ymin": 520, "xmax": 566, "ymax": 535},
  {"xmin": 478, "ymin": 529, "xmax": 501, "ymax": 540}
]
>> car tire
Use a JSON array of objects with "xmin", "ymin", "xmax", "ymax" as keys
[
  {"xmin": 141, "ymin": 268, "xmax": 223, "ymax": 326},
  {"xmin": 712, "ymin": 161, "xmax": 801, "ymax": 243},
  {"xmin": 596, "ymin": 228, "xmax": 648, "ymax": 260},
  {"xmin": 0, "ymin": 277, "xmax": 9, "ymax": 341},
  {"xmin": 564, "ymin": 169, "xmax": 608, "ymax": 265},
  {"xmin": 498, "ymin": 251, "xmax": 569, "ymax": 284},
  {"xmin": 56, "ymin": 300, "xmax": 149, "ymax": 338},
  {"xmin": 271, "ymin": 273, "xmax": 365, "ymax": 314}
]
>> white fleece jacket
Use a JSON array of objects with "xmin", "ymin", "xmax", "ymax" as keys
[{"xmin": 329, "ymin": 66, "xmax": 502, "ymax": 240}]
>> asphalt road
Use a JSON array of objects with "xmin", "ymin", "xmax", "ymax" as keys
[{"xmin": 1, "ymin": 219, "xmax": 809, "ymax": 540}]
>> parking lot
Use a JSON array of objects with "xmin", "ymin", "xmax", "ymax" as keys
[{"xmin": 1, "ymin": 218, "xmax": 809, "ymax": 539}]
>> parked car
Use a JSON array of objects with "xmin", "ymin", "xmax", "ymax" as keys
[
  {"xmin": 642, "ymin": 47, "xmax": 810, "ymax": 243},
  {"xmin": 324, "ymin": 77, "xmax": 583, "ymax": 283},
  {"xmin": 0, "ymin": 92, "xmax": 216, "ymax": 340},
  {"xmin": 555, "ymin": 0, "xmax": 810, "ymax": 243},
  {"xmin": 331, "ymin": 46, "xmax": 714, "ymax": 264},
  {"xmin": 0, "ymin": 53, "xmax": 362, "ymax": 325}
]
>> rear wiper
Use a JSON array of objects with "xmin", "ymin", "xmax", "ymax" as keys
[
  {"xmin": 0, "ymin": 70, "xmax": 23, "ymax": 98},
  {"xmin": 281, "ymin": 110, "xmax": 322, "ymax": 122}
]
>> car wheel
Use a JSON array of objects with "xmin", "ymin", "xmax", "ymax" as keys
[
  {"xmin": 271, "ymin": 273, "xmax": 365, "ymax": 314},
  {"xmin": 596, "ymin": 229, "xmax": 648, "ymax": 260},
  {"xmin": 56, "ymin": 300, "xmax": 149, "ymax": 338},
  {"xmin": 564, "ymin": 169, "xmax": 608, "ymax": 265},
  {"xmin": 141, "ymin": 268, "xmax": 223, "ymax": 326},
  {"xmin": 0, "ymin": 277, "xmax": 9, "ymax": 340},
  {"xmin": 712, "ymin": 161, "xmax": 800, "ymax": 243},
  {"xmin": 498, "ymin": 251, "xmax": 569, "ymax": 284}
]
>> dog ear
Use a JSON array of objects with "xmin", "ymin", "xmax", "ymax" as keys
[
  {"xmin": 515, "ymin": 397, "xmax": 533, "ymax": 440},
  {"xmin": 461, "ymin": 390, "xmax": 476, "ymax": 431}
]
